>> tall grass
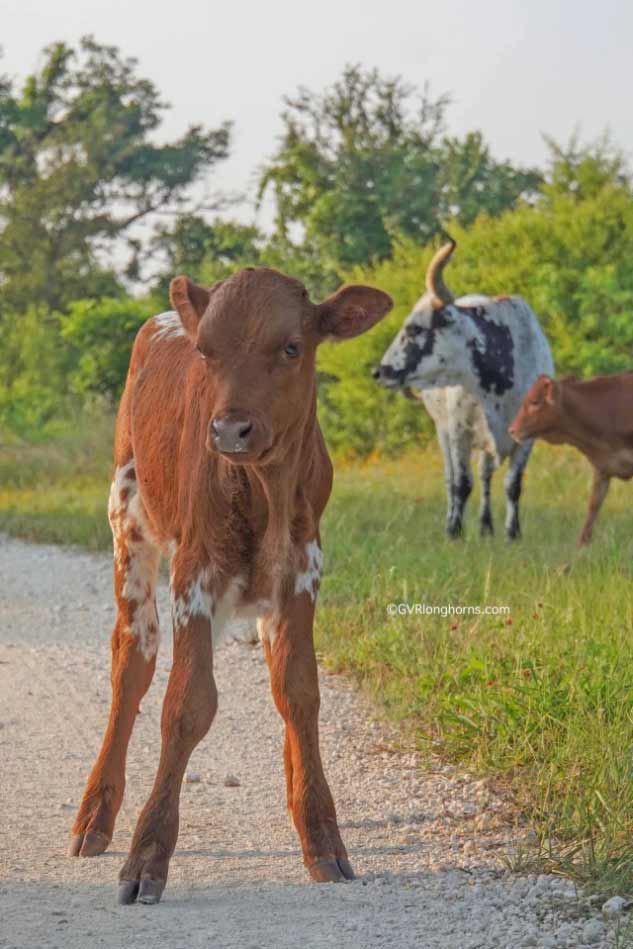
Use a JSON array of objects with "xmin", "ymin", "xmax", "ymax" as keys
[
  {"xmin": 319, "ymin": 448, "xmax": 633, "ymax": 893},
  {"xmin": 1, "ymin": 424, "xmax": 633, "ymax": 893}
]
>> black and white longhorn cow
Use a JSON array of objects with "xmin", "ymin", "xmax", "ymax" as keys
[{"xmin": 374, "ymin": 240, "xmax": 554, "ymax": 539}]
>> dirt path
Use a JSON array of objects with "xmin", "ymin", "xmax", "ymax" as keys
[{"xmin": 0, "ymin": 536, "xmax": 615, "ymax": 948}]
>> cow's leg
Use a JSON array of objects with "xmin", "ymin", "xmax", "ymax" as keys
[
  {"xmin": 578, "ymin": 469, "xmax": 610, "ymax": 546},
  {"xmin": 437, "ymin": 428, "xmax": 456, "ymax": 533},
  {"xmin": 118, "ymin": 563, "xmax": 217, "ymax": 905},
  {"xmin": 504, "ymin": 442, "xmax": 532, "ymax": 540},
  {"xmin": 479, "ymin": 451, "xmax": 496, "ymax": 536},
  {"xmin": 70, "ymin": 460, "xmax": 160, "ymax": 858},
  {"xmin": 447, "ymin": 427, "xmax": 473, "ymax": 538},
  {"xmin": 261, "ymin": 562, "xmax": 351, "ymax": 883}
]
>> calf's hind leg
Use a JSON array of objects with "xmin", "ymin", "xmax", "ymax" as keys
[
  {"xmin": 578, "ymin": 469, "xmax": 609, "ymax": 546},
  {"xmin": 69, "ymin": 460, "xmax": 160, "ymax": 858}
]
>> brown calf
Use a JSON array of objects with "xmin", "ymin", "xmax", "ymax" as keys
[
  {"xmin": 69, "ymin": 267, "xmax": 392, "ymax": 904},
  {"xmin": 509, "ymin": 372, "xmax": 633, "ymax": 545}
]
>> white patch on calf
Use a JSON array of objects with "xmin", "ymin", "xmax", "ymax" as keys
[
  {"xmin": 108, "ymin": 460, "xmax": 160, "ymax": 661},
  {"xmin": 151, "ymin": 310, "xmax": 186, "ymax": 342},
  {"xmin": 294, "ymin": 540, "xmax": 323, "ymax": 602},
  {"xmin": 171, "ymin": 567, "xmax": 215, "ymax": 631},
  {"xmin": 170, "ymin": 572, "xmax": 256, "ymax": 648}
]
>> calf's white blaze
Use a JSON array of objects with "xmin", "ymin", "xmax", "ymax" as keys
[{"xmin": 152, "ymin": 310, "xmax": 186, "ymax": 342}]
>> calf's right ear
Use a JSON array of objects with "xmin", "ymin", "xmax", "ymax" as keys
[{"xmin": 169, "ymin": 276, "xmax": 211, "ymax": 338}]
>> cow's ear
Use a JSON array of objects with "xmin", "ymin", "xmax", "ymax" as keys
[
  {"xmin": 544, "ymin": 377, "xmax": 557, "ymax": 405},
  {"xmin": 169, "ymin": 276, "xmax": 211, "ymax": 338},
  {"xmin": 315, "ymin": 285, "xmax": 392, "ymax": 341}
]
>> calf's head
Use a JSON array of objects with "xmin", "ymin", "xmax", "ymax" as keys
[
  {"xmin": 170, "ymin": 267, "xmax": 392, "ymax": 464},
  {"xmin": 509, "ymin": 375, "xmax": 562, "ymax": 443},
  {"xmin": 373, "ymin": 240, "xmax": 467, "ymax": 393}
]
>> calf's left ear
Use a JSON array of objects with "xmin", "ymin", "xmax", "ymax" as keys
[
  {"xmin": 169, "ymin": 275, "xmax": 211, "ymax": 338},
  {"xmin": 316, "ymin": 285, "xmax": 393, "ymax": 341}
]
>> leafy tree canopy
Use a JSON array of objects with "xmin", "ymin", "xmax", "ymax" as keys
[
  {"xmin": 258, "ymin": 65, "xmax": 541, "ymax": 275},
  {"xmin": 0, "ymin": 36, "xmax": 231, "ymax": 312}
]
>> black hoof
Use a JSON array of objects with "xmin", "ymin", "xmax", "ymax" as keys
[
  {"xmin": 138, "ymin": 879, "xmax": 166, "ymax": 904},
  {"xmin": 118, "ymin": 880, "xmax": 140, "ymax": 905},
  {"xmin": 118, "ymin": 877, "xmax": 166, "ymax": 905}
]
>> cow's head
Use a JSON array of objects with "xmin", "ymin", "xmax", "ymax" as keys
[
  {"xmin": 509, "ymin": 375, "xmax": 563, "ymax": 444},
  {"xmin": 170, "ymin": 267, "xmax": 392, "ymax": 464},
  {"xmin": 372, "ymin": 240, "xmax": 470, "ymax": 392}
]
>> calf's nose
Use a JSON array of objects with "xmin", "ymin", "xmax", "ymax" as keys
[
  {"xmin": 371, "ymin": 365, "xmax": 382, "ymax": 380},
  {"xmin": 210, "ymin": 413, "xmax": 254, "ymax": 453}
]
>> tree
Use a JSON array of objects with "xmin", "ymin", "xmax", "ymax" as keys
[
  {"xmin": 151, "ymin": 215, "xmax": 263, "ymax": 299},
  {"xmin": 0, "ymin": 37, "xmax": 231, "ymax": 313},
  {"xmin": 258, "ymin": 65, "xmax": 541, "ymax": 275}
]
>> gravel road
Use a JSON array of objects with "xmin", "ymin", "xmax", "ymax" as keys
[{"xmin": 0, "ymin": 535, "xmax": 619, "ymax": 948}]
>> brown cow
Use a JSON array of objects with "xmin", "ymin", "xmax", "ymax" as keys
[
  {"xmin": 509, "ymin": 372, "xmax": 633, "ymax": 545},
  {"xmin": 68, "ymin": 267, "xmax": 392, "ymax": 904}
]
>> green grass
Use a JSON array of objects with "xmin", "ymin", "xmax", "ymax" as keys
[{"xmin": 2, "ymin": 425, "xmax": 633, "ymax": 895}]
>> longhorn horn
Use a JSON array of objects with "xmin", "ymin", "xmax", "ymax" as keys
[{"xmin": 425, "ymin": 238, "xmax": 456, "ymax": 307}]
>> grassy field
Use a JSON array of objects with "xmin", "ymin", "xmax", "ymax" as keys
[{"xmin": 2, "ymin": 424, "xmax": 633, "ymax": 895}]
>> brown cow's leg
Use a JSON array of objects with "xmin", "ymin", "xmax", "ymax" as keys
[
  {"xmin": 262, "ymin": 593, "xmax": 352, "ymax": 883},
  {"xmin": 118, "ymin": 605, "xmax": 216, "ymax": 905},
  {"xmin": 70, "ymin": 460, "xmax": 160, "ymax": 858},
  {"xmin": 578, "ymin": 470, "xmax": 610, "ymax": 546}
]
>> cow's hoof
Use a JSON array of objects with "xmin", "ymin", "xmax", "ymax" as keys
[
  {"xmin": 308, "ymin": 856, "xmax": 355, "ymax": 882},
  {"xmin": 118, "ymin": 880, "xmax": 139, "ymax": 905},
  {"xmin": 118, "ymin": 878, "xmax": 165, "ymax": 905},
  {"xmin": 68, "ymin": 830, "xmax": 111, "ymax": 857}
]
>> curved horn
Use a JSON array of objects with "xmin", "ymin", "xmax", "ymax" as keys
[{"xmin": 425, "ymin": 239, "xmax": 456, "ymax": 307}]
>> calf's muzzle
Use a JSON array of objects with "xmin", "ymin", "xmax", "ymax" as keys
[{"xmin": 209, "ymin": 412, "xmax": 257, "ymax": 455}]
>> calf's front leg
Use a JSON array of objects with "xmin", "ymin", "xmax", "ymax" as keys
[
  {"xmin": 118, "ymin": 611, "xmax": 217, "ymax": 905},
  {"xmin": 261, "ymin": 569, "xmax": 352, "ymax": 883},
  {"xmin": 578, "ymin": 470, "xmax": 609, "ymax": 546}
]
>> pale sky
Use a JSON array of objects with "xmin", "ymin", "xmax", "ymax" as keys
[{"xmin": 1, "ymin": 0, "xmax": 632, "ymax": 230}]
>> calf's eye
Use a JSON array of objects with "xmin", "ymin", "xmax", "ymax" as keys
[{"xmin": 284, "ymin": 342, "xmax": 301, "ymax": 359}]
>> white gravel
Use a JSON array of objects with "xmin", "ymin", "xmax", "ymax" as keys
[{"xmin": 0, "ymin": 534, "xmax": 621, "ymax": 948}]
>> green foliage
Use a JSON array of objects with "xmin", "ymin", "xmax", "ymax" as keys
[
  {"xmin": 60, "ymin": 296, "xmax": 152, "ymax": 401},
  {"xmin": 259, "ymin": 65, "xmax": 540, "ymax": 275},
  {"xmin": 0, "ymin": 305, "xmax": 77, "ymax": 435},
  {"xmin": 318, "ymin": 241, "xmax": 434, "ymax": 456}
]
